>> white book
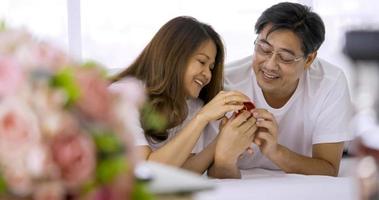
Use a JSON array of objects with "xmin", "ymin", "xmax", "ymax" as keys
[{"xmin": 136, "ymin": 161, "xmax": 215, "ymax": 194}]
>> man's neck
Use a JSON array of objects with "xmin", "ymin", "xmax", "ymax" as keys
[{"xmin": 262, "ymin": 80, "xmax": 299, "ymax": 109}]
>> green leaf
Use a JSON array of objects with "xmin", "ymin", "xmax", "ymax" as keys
[
  {"xmin": 141, "ymin": 103, "xmax": 167, "ymax": 132},
  {"xmin": 50, "ymin": 67, "xmax": 80, "ymax": 106},
  {"xmin": 0, "ymin": 174, "xmax": 8, "ymax": 194},
  {"xmin": 81, "ymin": 60, "xmax": 108, "ymax": 78},
  {"xmin": 81, "ymin": 179, "xmax": 97, "ymax": 195},
  {"xmin": 96, "ymin": 156, "xmax": 128, "ymax": 184},
  {"xmin": 93, "ymin": 130, "xmax": 124, "ymax": 155},
  {"xmin": 0, "ymin": 20, "xmax": 6, "ymax": 32},
  {"xmin": 132, "ymin": 181, "xmax": 154, "ymax": 200}
]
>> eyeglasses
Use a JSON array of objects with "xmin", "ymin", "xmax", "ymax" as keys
[{"xmin": 254, "ymin": 39, "xmax": 304, "ymax": 64}]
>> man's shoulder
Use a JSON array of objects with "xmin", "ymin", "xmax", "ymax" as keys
[
  {"xmin": 305, "ymin": 57, "xmax": 349, "ymax": 99},
  {"xmin": 308, "ymin": 57, "xmax": 345, "ymax": 82}
]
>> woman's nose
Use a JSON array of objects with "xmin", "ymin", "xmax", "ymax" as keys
[{"xmin": 202, "ymin": 66, "xmax": 212, "ymax": 82}]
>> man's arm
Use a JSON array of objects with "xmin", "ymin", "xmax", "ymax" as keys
[
  {"xmin": 253, "ymin": 109, "xmax": 345, "ymax": 176},
  {"xmin": 268, "ymin": 142, "xmax": 344, "ymax": 176}
]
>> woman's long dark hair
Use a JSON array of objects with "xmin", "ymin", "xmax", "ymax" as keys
[{"xmin": 112, "ymin": 16, "xmax": 224, "ymax": 141}]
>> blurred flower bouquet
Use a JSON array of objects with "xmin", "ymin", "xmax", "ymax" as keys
[{"xmin": 0, "ymin": 23, "xmax": 150, "ymax": 200}]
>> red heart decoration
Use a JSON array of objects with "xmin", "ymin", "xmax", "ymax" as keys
[{"xmin": 235, "ymin": 101, "xmax": 255, "ymax": 117}]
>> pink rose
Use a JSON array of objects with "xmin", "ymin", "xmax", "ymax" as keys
[
  {"xmin": 31, "ymin": 84, "xmax": 66, "ymax": 136},
  {"xmin": 2, "ymin": 168, "xmax": 34, "ymax": 197},
  {"xmin": 1, "ymin": 143, "xmax": 59, "ymax": 194},
  {"xmin": 0, "ymin": 98, "xmax": 41, "ymax": 159},
  {"xmin": 87, "ymin": 173, "xmax": 133, "ymax": 200},
  {"xmin": 50, "ymin": 128, "xmax": 96, "ymax": 189},
  {"xmin": 106, "ymin": 171, "xmax": 134, "ymax": 200},
  {"xmin": 26, "ymin": 42, "xmax": 70, "ymax": 71},
  {"xmin": 0, "ymin": 56, "xmax": 24, "ymax": 97},
  {"xmin": 12, "ymin": 41, "xmax": 70, "ymax": 72},
  {"xmin": 33, "ymin": 182, "xmax": 65, "ymax": 200},
  {"xmin": 25, "ymin": 144, "xmax": 54, "ymax": 178},
  {"xmin": 0, "ymin": 28, "xmax": 32, "ymax": 55},
  {"xmin": 74, "ymin": 68, "xmax": 111, "ymax": 121}
]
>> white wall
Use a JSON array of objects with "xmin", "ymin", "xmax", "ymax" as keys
[
  {"xmin": 79, "ymin": 0, "xmax": 298, "ymax": 69},
  {"xmin": 1, "ymin": 0, "xmax": 379, "ymax": 73}
]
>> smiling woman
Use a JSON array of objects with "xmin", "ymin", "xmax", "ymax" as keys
[
  {"xmin": 184, "ymin": 40, "xmax": 216, "ymax": 99},
  {"xmin": 111, "ymin": 16, "xmax": 250, "ymax": 174}
]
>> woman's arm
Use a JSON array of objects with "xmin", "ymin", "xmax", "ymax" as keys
[
  {"xmin": 181, "ymin": 138, "xmax": 217, "ymax": 174},
  {"xmin": 139, "ymin": 91, "xmax": 249, "ymax": 169},
  {"xmin": 208, "ymin": 111, "xmax": 258, "ymax": 178},
  {"xmin": 139, "ymin": 114, "xmax": 209, "ymax": 167}
]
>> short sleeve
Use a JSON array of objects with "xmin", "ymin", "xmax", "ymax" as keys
[
  {"xmin": 109, "ymin": 82, "xmax": 149, "ymax": 147},
  {"xmin": 203, "ymin": 120, "xmax": 220, "ymax": 147},
  {"xmin": 120, "ymin": 104, "xmax": 149, "ymax": 146},
  {"xmin": 191, "ymin": 133, "xmax": 204, "ymax": 154},
  {"xmin": 186, "ymin": 99, "xmax": 205, "ymax": 154},
  {"xmin": 312, "ymin": 72, "xmax": 354, "ymax": 144}
]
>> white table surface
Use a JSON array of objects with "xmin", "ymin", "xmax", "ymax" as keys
[
  {"xmin": 144, "ymin": 158, "xmax": 361, "ymax": 200},
  {"xmin": 195, "ymin": 171, "xmax": 359, "ymax": 200},
  {"xmin": 195, "ymin": 158, "xmax": 360, "ymax": 200}
]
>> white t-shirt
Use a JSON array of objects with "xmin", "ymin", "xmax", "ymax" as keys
[
  {"xmin": 131, "ymin": 98, "xmax": 205, "ymax": 154},
  {"xmin": 205, "ymin": 56, "xmax": 354, "ymax": 170}
]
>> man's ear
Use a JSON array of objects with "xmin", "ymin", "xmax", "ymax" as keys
[{"xmin": 304, "ymin": 51, "xmax": 317, "ymax": 69}]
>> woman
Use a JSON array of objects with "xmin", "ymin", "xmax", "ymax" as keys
[{"xmin": 112, "ymin": 16, "xmax": 254, "ymax": 174}]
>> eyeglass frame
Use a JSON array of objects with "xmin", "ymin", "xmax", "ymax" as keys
[{"xmin": 253, "ymin": 38, "xmax": 305, "ymax": 64}]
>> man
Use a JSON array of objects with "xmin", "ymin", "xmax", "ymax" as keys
[{"xmin": 208, "ymin": 2, "xmax": 353, "ymax": 178}]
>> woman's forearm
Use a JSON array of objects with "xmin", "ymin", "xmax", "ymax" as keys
[
  {"xmin": 182, "ymin": 139, "xmax": 217, "ymax": 174},
  {"xmin": 147, "ymin": 113, "xmax": 208, "ymax": 167},
  {"xmin": 208, "ymin": 160, "xmax": 241, "ymax": 179}
]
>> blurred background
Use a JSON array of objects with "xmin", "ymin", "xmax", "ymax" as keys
[
  {"xmin": 1, "ymin": 0, "xmax": 379, "ymax": 148},
  {"xmin": 0, "ymin": 0, "xmax": 377, "ymax": 69}
]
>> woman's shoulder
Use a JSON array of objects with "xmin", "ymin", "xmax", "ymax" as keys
[{"xmin": 186, "ymin": 98, "xmax": 204, "ymax": 118}]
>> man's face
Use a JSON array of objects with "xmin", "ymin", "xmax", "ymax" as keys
[{"xmin": 252, "ymin": 24, "xmax": 312, "ymax": 98}]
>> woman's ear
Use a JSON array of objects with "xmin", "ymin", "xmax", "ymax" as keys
[{"xmin": 304, "ymin": 51, "xmax": 317, "ymax": 69}]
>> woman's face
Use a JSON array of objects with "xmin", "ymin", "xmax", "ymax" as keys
[{"xmin": 184, "ymin": 40, "xmax": 217, "ymax": 98}]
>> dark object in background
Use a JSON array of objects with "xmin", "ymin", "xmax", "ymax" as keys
[
  {"xmin": 344, "ymin": 30, "xmax": 379, "ymax": 200},
  {"xmin": 344, "ymin": 29, "xmax": 379, "ymax": 120},
  {"xmin": 344, "ymin": 30, "xmax": 379, "ymax": 61}
]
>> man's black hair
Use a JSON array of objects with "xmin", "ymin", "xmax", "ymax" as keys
[{"xmin": 255, "ymin": 2, "xmax": 325, "ymax": 57}]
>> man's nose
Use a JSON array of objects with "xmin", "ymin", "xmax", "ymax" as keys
[{"xmin": 265, "ymin": 53, "xmax": 279, "ymax": 70}]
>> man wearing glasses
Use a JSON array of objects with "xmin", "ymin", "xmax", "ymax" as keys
[{"xmin": 209, "ymin": 2, "xmax": 353, "ymax": 178}]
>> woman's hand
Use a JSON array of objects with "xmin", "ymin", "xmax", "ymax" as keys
[
  {"xmin": 214, "ymin": 111, "xmax": 258, "ymax": 165},
  {"xmin": 196, "ymin": 91, "xmax": 250, "ymax": 123}
]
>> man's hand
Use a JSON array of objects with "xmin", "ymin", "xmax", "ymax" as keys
[{"xmin": 252, "ymin": 109, "xmax": 279, "ymax": 159}]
